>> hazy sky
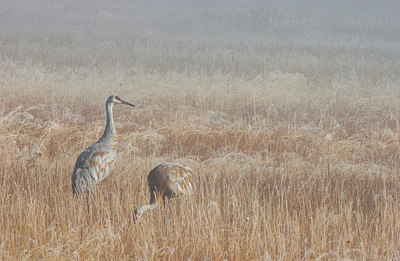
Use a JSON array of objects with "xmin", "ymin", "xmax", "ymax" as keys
[{"xmin": 0, "ymin": 0, "xmax": 398, "ymax": 83}]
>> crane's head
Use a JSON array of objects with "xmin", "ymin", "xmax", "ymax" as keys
[
  {"xmin": 107, "ymin": 95, "xmax": 135, "ymax": 107},
  {"xmin": 133, "ymin": 208, "xmax": 142, "ymax": 223}
]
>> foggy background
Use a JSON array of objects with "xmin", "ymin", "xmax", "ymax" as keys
[{"xmin": 0, "ymin": 0, "xmax": 399, "ymax": 87}]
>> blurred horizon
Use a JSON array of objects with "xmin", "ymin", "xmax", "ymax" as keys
[{"xmin": 0, "ymin": 0, "xmax": 399, "ymax": 86}]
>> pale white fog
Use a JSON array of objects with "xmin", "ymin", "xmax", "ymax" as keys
[{"xmin": 1, "ymin": 0, "xmax": 399, "ymax": 84}]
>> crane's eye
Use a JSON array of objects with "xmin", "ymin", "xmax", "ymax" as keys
[{"xmin": 115, "ymin": 96, "xmax": 121, "ymax": 101}]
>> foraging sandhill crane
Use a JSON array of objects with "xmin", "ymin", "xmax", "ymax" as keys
[
  {"xmin": 72, "ymin": 95, "xmax": 135, "ymax": 211},
  {"xmin": 133, "ymin": 162, "xmax": 194, "ymax": 224}
]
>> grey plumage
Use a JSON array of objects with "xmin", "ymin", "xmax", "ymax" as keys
[{"xmin": 72, "ymin": 95, "xmax": 135, "ymax": 211}]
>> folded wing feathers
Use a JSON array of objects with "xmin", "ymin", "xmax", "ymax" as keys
[
  {"xmin": 72, "ymin": 148, "xmax": 116, "ymax": 193},
  {"xmin": 165, "ymin": 162, "xmax": 194, "ymax": 195}
]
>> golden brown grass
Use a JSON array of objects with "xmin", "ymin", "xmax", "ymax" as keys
[{"xmin": 1, "ymin": 64, "xmax": 399, "ymax": 260}]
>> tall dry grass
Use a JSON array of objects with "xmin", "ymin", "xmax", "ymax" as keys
[
  {"xmin": 1, "ymin": 65, "xmax": 399, "ymax": 259},
  {"xmin": 1, "ymin": 0, "xmax": 400, "ymax": 260}
]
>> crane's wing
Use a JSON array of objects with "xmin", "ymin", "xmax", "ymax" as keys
[
  {"xmin": 74, "ymin": 146, "xmax": 97, "ymax": 169},
  {"xmin": 73, "ymin": 146, "xmax": 115, "ymax": 184},
  {"xmin": 166, "ymin": 163, "xmax": 194, "ymax": 195}
]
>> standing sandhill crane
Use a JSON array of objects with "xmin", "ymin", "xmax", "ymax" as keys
[
  {"xmin": 133, "ymin": 162, "xmax": 194, "ymax": 225},
  {"xmin": 72, "ymin": 95, "xmax": 135, "ymax": 211}
]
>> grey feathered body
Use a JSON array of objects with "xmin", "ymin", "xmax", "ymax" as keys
[
  {"xmin": 71, "ymin": 97, "xmax": 118, "ymax": 196},
  {"xmin": 72, "ymin": 138, "xmax": 117, "ymax": 195}
]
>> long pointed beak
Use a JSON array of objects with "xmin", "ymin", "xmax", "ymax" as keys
[{"xmin": 121, "ymin": 99, "xmax": 135, "ymax": 107}]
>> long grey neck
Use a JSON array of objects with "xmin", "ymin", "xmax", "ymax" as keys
[
  {"xmin": 100, "ymin": 101, "xmax": 116, "ymax": 141},
  {"xmin": 136, "ymin": 202, "xmax": 159, "ymax": 218}
]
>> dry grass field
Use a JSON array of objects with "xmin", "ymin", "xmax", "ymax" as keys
[{"xmin": 1, "ymin": 0, "xmax": 400, "ymax": 260}]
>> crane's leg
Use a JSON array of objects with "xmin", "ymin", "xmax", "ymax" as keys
[
  {"xmin": 90, "ymin": 190, "xmax": 95, "ymax": 210},
  {"xmin": 85, "ymin": 191, "xmax": 90, "ymax": 213},
  {"xmin": 85, "ymin": 189, "xmax": 96, "ymax": 213},
  {"xmin": 163, "ymin": 197, "xmax": 170, "ymax": 227}
]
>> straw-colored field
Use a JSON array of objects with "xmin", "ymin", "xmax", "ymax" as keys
[{"xmin": 1, "ymin": 1, "xmax": 399, "ymax": 260}]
